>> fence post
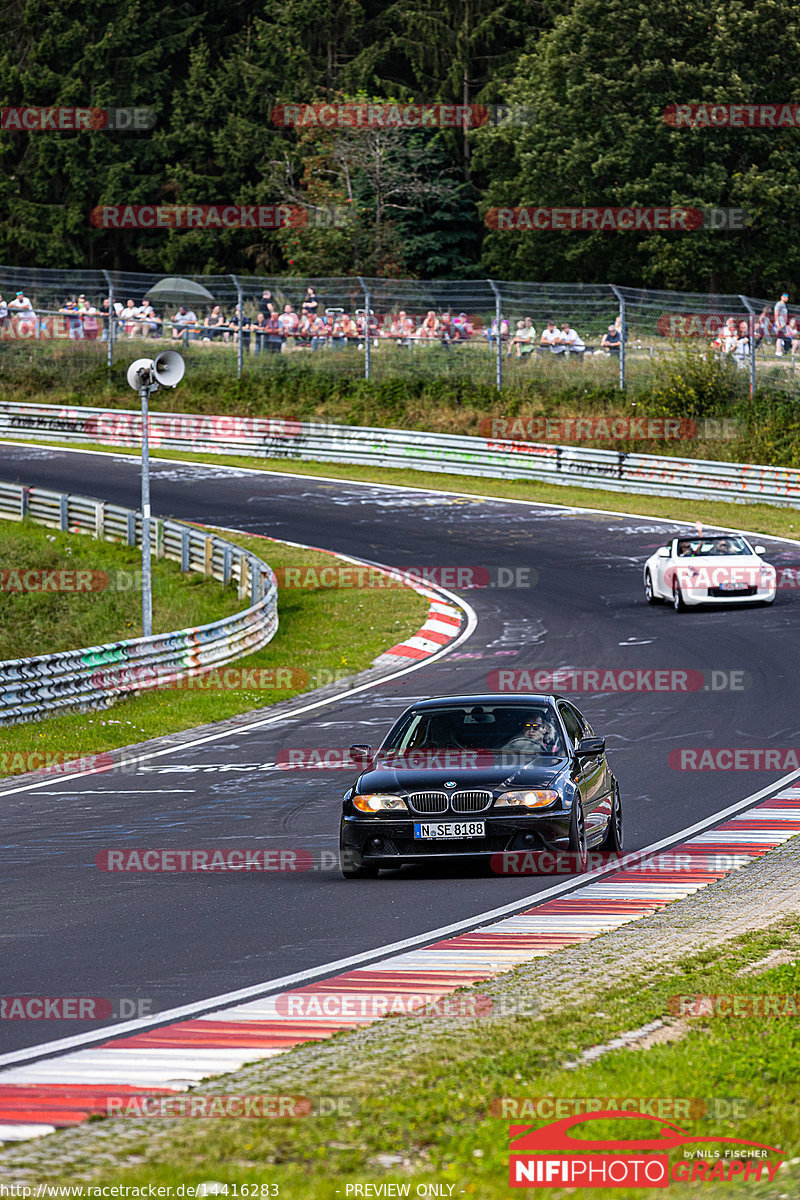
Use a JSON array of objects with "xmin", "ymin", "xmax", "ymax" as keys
[
  {"xmin": 610, "ymin": 285, "xmax": 626, "ymax": 391},
  {"xmin": 739, "ymin": 294, "xmax": 757, "ymax": 399},
  {"xmin": 487, "ymin": 279, "xmax": 502, "ymax": 391},
  {"xmin": 232, "ymin": 275, "xmax": 244, "ymax": 379},
  {"xmin": 358, "ymin": 276, "xmax": 371, "ymax": 381},
  {"xmin": 102, "ymin": 270, "xmax": 114, "ymax": 377}
]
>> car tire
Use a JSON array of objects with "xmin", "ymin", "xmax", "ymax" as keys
[
  {"xmin": 600, "ymin": 784, "xmax": 623, "ymax": 852},
  {"xmin": 340, "ymin": 847, "xmax": 379, "ymax": 879},
  {"xmin": 568, "ymin": 801, "xmax": 588, "ymax": 872},
  {"xmin": 672, "ymin": 580, "xmax": 686, "ymax": 612},
  {"xmin": 644, "ymin": 570, "xmax": 660, "ymax": 605}
]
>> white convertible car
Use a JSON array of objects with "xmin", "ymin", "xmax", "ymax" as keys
[{"xmin": 644, "ymin": 533, "xmax": 776, "ymax": 610}]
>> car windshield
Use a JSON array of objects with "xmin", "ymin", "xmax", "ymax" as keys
[
  {"xmin": 380, "ymin": 704, "xmax": 566, "ymax": 757},
  {"xmin": 675, "ymin": 536, "xmax": 750, "ymax": 557}
]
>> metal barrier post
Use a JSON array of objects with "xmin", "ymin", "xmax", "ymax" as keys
[
  {"xmin": 487, "ymin": 279, "xmax": 502, "ymax": 390},
  {"xmin": 103, "ymin": 270, "xmax": 114, "ymax": 376},
  {"xmin": 232, "ymin": 276, "xmax": 244, "ymax": 379},
  {"xmin": 740, "ymin": 294, "xmax": 757, "ymax": 399},
  {"xmin": 358, "ymin": 277, "xmax": 371, "ymax": 380},
  {"xmin": 610, "ymin": 285, "xmax": 626, "ymax": 390}
]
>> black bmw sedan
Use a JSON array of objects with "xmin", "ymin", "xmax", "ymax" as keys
[{"xmin": 339, "ymin": 693, "xmax": 622, "ymax": 878}]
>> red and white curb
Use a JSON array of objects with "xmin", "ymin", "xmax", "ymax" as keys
[
  {"xmin": 2, "ymin": 790, "xmax": 799, "ymax": 1142},
  {"xmin": 376, "ymin": 600, "xmax": 463, "ymax": 663}
]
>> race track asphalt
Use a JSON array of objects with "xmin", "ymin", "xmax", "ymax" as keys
[{"xmin": 2, "ymin": 444, "xmax": 798, "ymax": 1055}]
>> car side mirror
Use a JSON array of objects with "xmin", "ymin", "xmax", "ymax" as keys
[
  {"xmin": 349, "ymin": 744, "xmax": 373, "ymax": 765},
  {"xmin": 656, "ymin": 546, "xmax": 670, "ymax": 558},
  {"xmin": 576, "ymin": 736, "xmax": 605, "ymax": 757},
  {"xmin": 754, "ymin": 545, "xmax": 765, "ymax": 555}
]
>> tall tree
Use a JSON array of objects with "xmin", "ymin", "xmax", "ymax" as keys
[{"xmin": 476, "ymin": 0, "xmax": 800, "ymax": 291}]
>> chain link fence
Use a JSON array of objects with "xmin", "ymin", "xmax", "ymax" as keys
[{"xmin": 1, "ymin": 265, "xmax": 798, "ymax": 399}]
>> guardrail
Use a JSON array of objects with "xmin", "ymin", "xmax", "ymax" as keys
[
  {"xmin": 2, "ymin": 400, "xmax": 800, "ymax": 507},
  {"xmin": 0, "ymin": 482, "xmax": 278, "ymax": 724}
]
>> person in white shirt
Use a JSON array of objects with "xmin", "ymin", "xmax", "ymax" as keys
[
  {"xmin": 560, "ymin": 322, "xmax": 585, "ymax": 354},
  {"xmin": 540, "ymin": 319, "xmax": 562, "ymax": 352}
]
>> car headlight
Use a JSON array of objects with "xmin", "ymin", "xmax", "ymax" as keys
[
  {"xmin": 494, "ymin": 789, "xmax": 559, "ymax": 809},
  {"xmin": 352, "ymin": 793, "xmax": 409, "ymax": 813}
]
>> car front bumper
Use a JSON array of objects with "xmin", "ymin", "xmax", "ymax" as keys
[{"xmin": 340, "ymin": 811, "xmax": 572, "ymax": 867}]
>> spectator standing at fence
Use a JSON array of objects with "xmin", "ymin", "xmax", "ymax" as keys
[
  {"xmin": 540, "ymin": 318, "xmax": 562, "ymax": 352},
  {"xmin": 139, "ymin": 300, "xmax": 161, "ymax": 340},
  {"xmin": 79, "ymin": 297, "xmax": 100, "ymax": 341},
  {"xmin": 721, "ymin": 317, "xmax": 738, "ymax": 354},
  {"xmin": 310, "ymin": 313, "xmax": 327, "ymax": 350},
  {"xmin": 278, "ymin": 303, "xmax": 299, "ymax": 348},
  {"xmin": 119, "ymin": 299, "xmax": 140, "ymax": 338},
  {"xmin": 252, "ymin": 312, "xmax": 267, "ymax": 354},
  {"xmin": 486, "ymin": 315, "xmax": 508, "ymax": 348},
  {"xmin": 754, "ymin": 307, "xmax": 771, "ymax": 349},
  {"xmin": 507, "ymin": 318, "xmax": 536, "ymax": 357},
  {"xmin": 9, "ymin": 289, "xmax": 35, "ymax": 334},
  {"xmin": 452, "ymin": 313, "xmax": 473, "ymax": 343},
  {"xmin": 228, "ymin": 305, "xmax": 250, "ymax": 352},
  {"xmin": 420, "ymin": 310, "xmax": 439, "ymax": 338},
  {"xmin": 259, "ymin": 290, "xmax": 277, "ymax": 318},
  {"xmin": 301, "ymin": 287, "xmax": 318, "ymax": 320},
  {"xmin": 59, "ymin": 298, "xmax": 83, "ymax": 339},
  {"xmin": 774, "ymin": 292, "xmax": 789, "ymax": 355},
  {"xmin": 439, "ymin": 312, "xmax": 453, "ymax": 346},
  {"xmin": 266, "ymin": 311, "xmax": 283, "ymax": 353},
  {"xmin": 171, "ymin": 306, "xmax": 197, "ymax": 341},
  {"xmin": 99, "ymin": 298, "xmax": 113, "ymax": 342},
  {"xmin": 560, "ymin": 322, "xmax": 586, "ymax": 355},
  {"xmin": 0, "ymin": 293, "xmax": 8, "ymax": 331},
  {"xmin": 600, "ymin": 323, "xmax": 621, "ymax": 356},
  {"xmin": 203, "ymin": 304, "xmax": 227, "ymax": 342}
]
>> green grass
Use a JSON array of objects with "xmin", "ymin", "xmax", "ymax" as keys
[
  {"xmin": 0, "ymin": 518, "xmax": 244, "ymax": 660},
  {"xmin": 0, "ymin": 521, "xmax": 429, "ymax": 773},
  {"xmin": 29, "ymin": 917, "xmax": 800, "ymax": 1197}
]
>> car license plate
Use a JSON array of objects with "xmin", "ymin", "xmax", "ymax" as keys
[
  {"xmin": 413, "ymin": 821, "xmax": 485, "ymax": 839},
  {"xmin": 718, "ymin": 582, "xmax": 749, "ymax": 591}
]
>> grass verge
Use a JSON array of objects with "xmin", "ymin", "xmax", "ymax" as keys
[
  {"xmin": 12, "ymin": 915, "xmax": 800, "ymax": 1198},
  {"xmin": 0, "ymin": 522, "xmax": 429, "ymax": 774}
]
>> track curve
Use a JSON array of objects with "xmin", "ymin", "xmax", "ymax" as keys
[{"xmin": 2, "ymin": 443, "xmax": 799, "ymax": 1057}]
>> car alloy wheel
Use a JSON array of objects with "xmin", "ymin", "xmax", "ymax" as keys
[
  {"xmin": 568, "ymin": 802, "xmax": 588, "ymax": 872},
  {"xmin": 672, "ymin": 579, "xmax": 686, "ymax": 612},
  {"xmin": 644, "ymin": 570, "xmax": 659, "ymax": 604},
  {"xmin": 601, "ymin": 784, "xmax": 623, "ymax": 852}
]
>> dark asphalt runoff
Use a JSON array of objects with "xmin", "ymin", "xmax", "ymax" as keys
[{"xmin": 2, "ymin": 443, "xmax": 799, "ymax": 1055}]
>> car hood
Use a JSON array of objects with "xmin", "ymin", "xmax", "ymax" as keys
[{"xmin": 356, "ymin": 760, "xmax": 567, "ymax": 794}]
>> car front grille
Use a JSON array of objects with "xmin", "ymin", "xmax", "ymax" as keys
[
  {"xmin": 407, "ymin": 791, "xmax": 449, "ymax": 814},
  {"xmin": 450, "ymin": 790, "xmax": 493, "ymax": 813}
]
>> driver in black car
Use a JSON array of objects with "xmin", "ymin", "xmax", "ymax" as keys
[{"xmin": 504, "ymin": 714, "xmax": 562, "ymax": 755}]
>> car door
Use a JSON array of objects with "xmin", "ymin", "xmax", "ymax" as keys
[
  {"xmin": 559, "ymin": 702, "xmax": 611, "ymax": 837},
  {"xmin": 654, "ymin": 540, "xmax": 675, "ymax": 597}
]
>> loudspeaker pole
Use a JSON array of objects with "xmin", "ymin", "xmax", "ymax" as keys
[
  {"xmin": 140, "ymin": 380, "xmax": 153, "ymax": 637},
  {"xmin": 126, "ymin": 353, "xmax": 185, "ymax": 638}
]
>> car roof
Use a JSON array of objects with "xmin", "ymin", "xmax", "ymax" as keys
[{"xmin": 403, "ymin": 694, "xmax": 565, "ymax": 709}]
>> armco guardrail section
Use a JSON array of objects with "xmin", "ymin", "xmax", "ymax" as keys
[
  {"xmin": 2, "ymin": 401, "xmax": 800, "ymax": 506},
  {"xmin": 0, "ymin": 482, "xmax": 278, "ymax": 724}
]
